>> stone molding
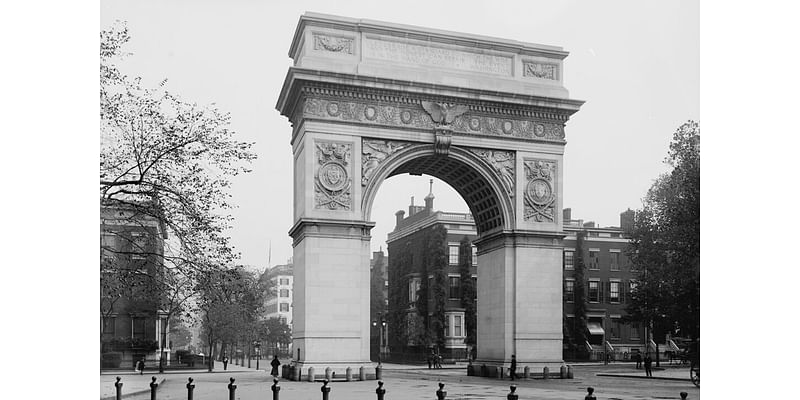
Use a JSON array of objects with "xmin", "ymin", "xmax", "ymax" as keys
[
  {"xmin": 523, "ymin": 159, "xmax": 557, "ymax": 222},
  {"xmin": 288, "ymin": 218, "xmax": 375, "ymax": 245},
  {"xmin": 299, "ymin": 86, "xmax": 567, "ymax": 143},
  {"xmin": 314, "ymin": 141, "xmax": 352, "ymax": 210}
]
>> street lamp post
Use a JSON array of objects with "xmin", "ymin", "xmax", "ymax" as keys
[{"xmin": 254, "ymin": 341, "xmax": 261, "ymax": 370}]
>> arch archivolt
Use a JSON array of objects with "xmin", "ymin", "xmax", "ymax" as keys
[{"xmin": 360, "ymin": 139, "xmax": 516, "ymax": 235}]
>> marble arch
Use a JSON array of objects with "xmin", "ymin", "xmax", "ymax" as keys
[{"xmin": 276, "ymin": 12, "xmax": 583, "ymax": 378}]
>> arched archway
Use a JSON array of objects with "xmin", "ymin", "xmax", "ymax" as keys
[{"xmin": 277, "ymin": 13, "xmax": 583, "ymax": 377}]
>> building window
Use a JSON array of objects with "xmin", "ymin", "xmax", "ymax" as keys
[
  {"xmin": 472, "ymin": 276, "xmax": 477, "ymax": 299},
  {"xmin": 564, "ymin": 279, "xmax": 575, "ymax": 302},
  {"xmin": 132, "ymin": 317, "xmax": 146, "ymax": 339},
  {"xmin": 588, "ymin": 281, "xmax": 600, "ymax": 303},
  {"xmin": 610, "ymin": 252, "xmax": 620, "ymax": 271},
  {"xmin": 102, "ymin": 317, "xmax": 115, "ymax": 335},
  {"xmin": 449, "ymin": 245, "xmax": 459, "ymax": 265},
  {"xmin": 279, "ymin": 303, "xmax": 290, "ymax": 312},
  {"xmin": 471, "ymin": 246, "xmax": 477, "ymax": 265},
  {"xmin": 279, "ymin": 289, "xmax": 289, "ymax": 298},
  {"xmin": 448, "ymin": 276, "xmax": 461, "ymax": 299},
  {"xmin": 610, "ymin": 318, "xmax": 621, "ymax": 339},
  {"xmin": 588, "ymin": 250, "xmax": 599, "ymax": 270},
  {"xmin": 454, "ymin": 315, "xmax": 463, "ymax": 337},
  {"xmin": 279, "ymin": 278, "xmax": 289, "ymax": 285},
  {"xmin": 630, "ymin": 322, "xmax": 641, "ymax": 340},
  {"xmin": 564, "ymin": 250, "xmax": 574, "ymax": 270},
  {"xmin": 609, "ymin": 281, "xmax": 620, "ymax": 303},
  {"xmin": 408, "ymin": 277, "xmax": 421, "ymax": 305}
]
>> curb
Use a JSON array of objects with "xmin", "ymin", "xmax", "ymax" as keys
[
  {"xmin": 596, "ymin": 373, "xmax": 690, "ymax": 382},
  {"xmin": 101, "ymin": 377, "xmax": 166, "ymax": 400}
]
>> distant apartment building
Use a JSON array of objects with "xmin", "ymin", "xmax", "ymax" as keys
[
  {"xmin": 386, "ymin": 185, "xmax": 478, "ymax": 361},
  {"xmin": 261, "ymin": 262, "xmax": 294, "ymax": 327},
  {"xmin": 100, "ymin": 201, "xmax": 170, "ymax": 368}
]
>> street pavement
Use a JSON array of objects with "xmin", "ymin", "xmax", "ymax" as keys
[{"xmin": 100, "ymin": 360, "xmax": 699, "ymax": 400}]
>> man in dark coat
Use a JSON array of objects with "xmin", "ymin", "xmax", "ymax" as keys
[
  {"xmin": 223, "ymin": 356, "xmax": 228, "ymax": 370},
  {"xmin": 509, "ymin": 354, "xmax": 517, "ymax": 380},
  {"xmin": 137, "ymin": 358, "xmax": 145, "ymax": 375},
  {"xmin": 270, "ymin": 355, "xmax": 281, "ymax": 377},
  {"xmin": 644, "ymin": 353, "xmax": 653, "ymax": 377}
]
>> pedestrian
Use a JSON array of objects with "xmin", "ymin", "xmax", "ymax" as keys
[
  {"xmin": 644, "ymin": 353, "xmax": 653, "ymax": 377},
  {"xmin": 270, "ymin": 355, "xmax": 281, "ymax": 377},
  {"xmin": 223, "ymin": 356, "xmax": 229, "ymax": 371},
  {"xmin": 435, "ymin": 353, "xmax": 442, "ymax": 369},
  {"xmin": 634, "ymin": 351, "xmax": 642, "ymax": 369},
  {"xmin": 137, "ymin": 358, "xmax": 145, "ymax": 375},
  {"xmin": 509, "ymin": 354, "xmax": 517, "ymax": 381},
  {"xmin": 427, "ymin": 350, "xmax": 433, "ymax": 369}
]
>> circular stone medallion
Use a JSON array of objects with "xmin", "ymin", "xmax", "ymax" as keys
[
  {"xmin": 400, "ymin": 110, "xmax": 412, "ymax": 124},
  {"xmin": 534, "ymin": 124, "xmax": 545, "ymax": 137},
  {"xmin": 326, "ymin": 102, "xmax": 340, "ymax": 116},
  {"xmin": 364, "ymin": 106, "xmax": 377, "ymax": 120},
  {"xmin": 469, "ymin": 118, "xmax": 481, "ymax": 131},
  {"xmin": 318, "ymin": 162, "xmax": 349, "ymax": 192},
  {"xmin": 526, "ymin": 178, "xmax": 553, "ymax": 205},
  {"xmin": 502, "ymin": 120, "xmax": 513, "ymax": 134}
]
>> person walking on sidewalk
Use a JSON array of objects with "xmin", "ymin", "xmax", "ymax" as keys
[
  {"xmin": 509, "ymin": 355, "xmax": 517, "ymax": 381},
  {"xmin": 644, "ymin": 353, "xmax": 653, "ymax": 377},
  {"xmin": 270, "ymin": 355, "xmax": 281, "ymax": 377},
  {"xmin": 136, "ymin": 358, "xmax": 145, "ymax": 375},
  {"xmin": 223, "ymin": 356, "xmax": 229, "ymax": 371}
]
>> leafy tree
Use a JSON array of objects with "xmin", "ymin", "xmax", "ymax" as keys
[
  {"xmin": 370, "ymin": 252, "xmax": 387, "ymax": 322},
  {"xmin": 458, "ymin": 236, "xmax": 476, "ymax": 347},
  {"xmin": 571, "ymin": 230, "xmax": 589, "ymax": 353},
  {"xmin": 257, "ymin": 317, "xmax": 292, "ymax": 355},
  {"xmin": 426, "ymin": 225, "xmax": 448, "ymax": 350},
  {"xmin": 100, "ymin": 21, "xmax": 256, "ymax": 308},
  {"xmin": 626, "ymin": 121, "xmax": 700, "ymax": 358},
  {"xmin": 168, "ymin": 318, "xmax": 193, "ymax": 350}
]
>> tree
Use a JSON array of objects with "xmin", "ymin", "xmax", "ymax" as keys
[
  {"xmin": 626, "ymin": 121, "xmax": 700, "ymax": 357},
  {"xmin": 100, "ymin": 22, "xmax": 256, "ymax": 304},
  {"xmin": 426, "ymin": 225, "xmax": 449, "ymax": 350},
  {"xmin": 458, "ymin": 237, "xmax": 476, "ymax": 347},
  {"xmin": 570, "ymin": 230, "xmax": 589, "ymax": 354}
]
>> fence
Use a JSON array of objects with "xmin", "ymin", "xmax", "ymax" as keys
[{"xmin": 109, "ymin": 377, "xmax": 692, "ymax": 400}]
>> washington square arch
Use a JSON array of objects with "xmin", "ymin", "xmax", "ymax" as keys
[{"xmin": 275, "ymin": 13, "xmax": 583, "ymax": 378}]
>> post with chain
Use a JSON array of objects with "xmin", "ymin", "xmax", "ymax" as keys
[
  {"xmin": 227, "ymin": 378, "xmax": 237, "ymax": 400},
  {"xmin": 680, "ymin": 392, "xmax": 688, "ymax": 400},
  {"xmin": 435, "ymin": 382, "xmax": 447, "ymax": 400},
  {"xmin": 585, "ymin": 387, "xmax": 596, "ymax": 400},
  {"xmin": 507, "ymin": 385, "xmax": 518, "ymax": 400},
  {"xmin": 114, "ymin": 377, "xmax": 123, "ymax": 400},
  {"xmin": 186, "ymin": 378, "xmax": 194, "ymax": 400},
  {"xmin": 320, "ymin": 379, "xmax": 331, "ymax": 400},
  {"xmin": 375, "ymin": 381, "xmax": 385, "ymax": 400},
  {"xmin": 149, "ymin": 376, "xmax": 158, "ymax": 400},
  {"xmin": 271, "ymin": 378, "xmax": 281, "ymax": 400}
]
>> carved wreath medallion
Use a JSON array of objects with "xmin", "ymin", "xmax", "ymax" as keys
[
  {"xmin": 315, "ymin": 141, "xmax": 352, "ymax": 210},
  {"xmin": 523, "ymin": 159, "xmax": 556, "ymax": 222}
]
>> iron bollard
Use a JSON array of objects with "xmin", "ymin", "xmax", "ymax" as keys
[
  {"xmin": 114, "ymin": 376, "xmax": 123, "ymax": 400},
  {"xmin": 186, "ymin": 377, "xmax": 195, "ymax": 400},
  {"xmin": 375, "ymin": 365, "xmax": 382, "ymax": 380},
  {"xmin": 321, "ymin": 379, "xmax": 331, "ymax": 400},
  {"xmin": 523, "ymin": 366, "xmax": 530, "ymax": 379},
  {"xmin": 359, "ymin": 366, "xmax": 366, "ymax": 381},
  {"xmin": 585, "ymin": 387, "xmax": 596, "ymax": 400},
  {"xmin": 435, "ymin": 382, "xmax": 447, "ymax": 400},
  {"xmin": 560, "ymin": 365, "xmax": 567, "ymax": 378},
  {"xmin": 567, "ymin": 365, "xmax": 574, "ymax": 379},
  {"xmin": 325, "ymin": 367, "xmax": 332, "ymax": 381},
  {"xmin": 507, "ymin": 385, "xmax": 518, "ymax": 400},
  {"xmin": 543, "ymin": 366, "xmax": 549, "ymax": 380},
  {"xmin": 271, "ymin": 378, "xmax": 281, "ymax": 400},
  {"xmin": 227, "ymin": 378, "xmax": 236, "ymax": 400},
  {"xmin": 308, "ymin": 367, "xmax": 316, "ymax": 382},
  {"xmin": 346, "ymin": 366, "xmax": 353, "ymax": 381},
  {"xmin": 375, "ymin": 380, "xmax": 385, "ymax": 400},
  {"xmin": 150, "ymin": 376, "xmax": 158, "ymax": 400},
  {"xmin": 680, "ymin": 392, "xmax": 688, "ymax": 399}
]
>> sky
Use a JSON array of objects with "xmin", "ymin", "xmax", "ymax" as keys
[{"xmin": 99, "ymin": 0, "xmax": 699, "ymax": 271}]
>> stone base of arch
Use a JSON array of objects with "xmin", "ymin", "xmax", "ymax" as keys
[{"xmin": 472, "ymin": 230, "xmax": 567, "ymax": 376}]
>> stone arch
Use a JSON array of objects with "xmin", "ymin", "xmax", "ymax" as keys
[{"xmin": 361, "ymin": 143, "xmax": 515, "ymax": 235}]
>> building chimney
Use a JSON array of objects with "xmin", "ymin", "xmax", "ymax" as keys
[
  {"xmin": 563, "ymin": 208, "xmax": 572, "ymax": 222},
  {"xmin": 583, "ymin": 221, "xmax": 596, "ymax": 228},
  {"xmin": 408, "ymin": 196, "xmax": 415, "ymax": 216},
  {"xmin": 395, "ymin": 210, "xmax": 405, "ymax": 226},
  {"xmin": 620, "ymin": 209, "xmax": 635, "ymax": 233},
  {"xmin": 424, "ymin": 179, "xmax": 435, "ymax": 210}
]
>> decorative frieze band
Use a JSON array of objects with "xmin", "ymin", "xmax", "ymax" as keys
[
  {"xmin": 314, "ymin": 141, "xmax": 352, "ymax": 210},
  {"xmin": 302, "ymin": 96, "xmax": 565, "ymax": 142},
  {"xmin": 523, "ymin": 159, "xmax": 557, "ymax": 222}
]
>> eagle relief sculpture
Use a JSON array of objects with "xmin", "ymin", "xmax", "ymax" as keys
[{"xmin": 421, "ymin": 101, "xmax": 470, "ymax": 156}]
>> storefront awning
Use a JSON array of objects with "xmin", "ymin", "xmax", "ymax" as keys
[{"xmin": 587, "ymin": 323, "xmax": 605, "ymax": 335}]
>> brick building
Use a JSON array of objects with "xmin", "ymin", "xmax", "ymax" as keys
[
  {"xmin": 100, "ymin": 202, "xmax": 170, "ymax": 369},
  {"xmin": 386, "ymin": 184, "xmax": 477, "ymax": 362}
]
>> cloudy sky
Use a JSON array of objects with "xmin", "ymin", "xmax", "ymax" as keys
[{"xmin": 100, "ymin": 0, "xmax": 699, "ymax": 270}]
